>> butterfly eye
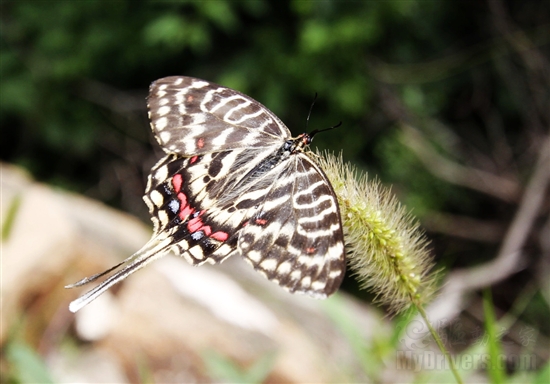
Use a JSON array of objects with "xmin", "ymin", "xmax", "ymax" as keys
[{"xmin": 283, "ymin": 140, "xmax": 293, "ymax": 151}]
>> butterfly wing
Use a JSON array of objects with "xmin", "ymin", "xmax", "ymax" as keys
[
  {"xmin": 148, "ymin": 76, "xmax": 291, "ymax": 155},
  {"xmin": 237, "ymin": 154, "xmax": 345, "ymax": 298}
]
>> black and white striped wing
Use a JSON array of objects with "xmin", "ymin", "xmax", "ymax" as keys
[
  {"xmin": 238, "ymin": 154, "xmax": 345, "ymax": 297},
  {"xmin": 148, "ymin": 76, "xmax": 290, "ymax": 155}
]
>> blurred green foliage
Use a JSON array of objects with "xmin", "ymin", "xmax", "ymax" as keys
[
  {"xmin": 202, "ymin": 349, "xmax": 277, "ymax": 384},
  {"xmin": 4, "ymin": 7, "xmax": 454, "ymax": 194},
  {"xmin": 5, "ymin": 341, "xmax": 55, "ymax": 384},
  {"xmin": 3, "ymin": 0, "xmax": 540, "ymax": 211}
]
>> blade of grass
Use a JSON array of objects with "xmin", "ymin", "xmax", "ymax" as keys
[
  {"xmin": 1, "ymin": 194, "xmax": 22, "ymax": 241},
  {"xmin": 322, "ymin": 294, "xmax": 384, "ymax": 380},
  {"xmin": 483, "ymin": 289, "xmax": 506, "ymax": 384},
  {"xmin": 202, "ymin": 349, "xmax": 276, "ymax": 383}
]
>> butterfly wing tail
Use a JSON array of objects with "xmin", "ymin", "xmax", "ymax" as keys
[{"xmin": 66, "ymin": 236, "xmax": 173, "ymax": 313}]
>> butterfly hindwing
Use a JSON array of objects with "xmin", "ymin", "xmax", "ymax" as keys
[
  {"xmin": 238, "ymin": 154, "xmax": 345, "ymax": 297},
  {"xmin": 145, "ymin": 153, "xmax": 245, "ymax": 266}
]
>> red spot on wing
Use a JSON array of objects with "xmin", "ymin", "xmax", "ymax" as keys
[
  {"xmin": 202, "ymin": 225, "xmax": 212, "ymax": 236},
  {"xmin": 184, "ymin": 210, "xmax": 229, "ymax": 242},
  {"xmin": 177, "ymin": 192, "xmax": 187, "ymax": 207},
  {"xmin": 255, "ymin": 218, "xmax": 267, "ymax": 225},
  {"xmin": 179, "ymin": 205, "xmax": 194, "ymax": 221},
  {"xmin": 210, "ymin": 231, "xmax": 229, "ymax": 241},
  {"xmin": 190, "ymin": 156, "xmax": 199, "ymax": 164},
  {"xmin": 172, "ymin": 174, "xmax": 183, "ymax": 193},
  {"xmin": 306, "ymin": 247, "xmax": 316, "ymax": 254},
  {"xmin": 187, "ymin": 218, "xmax": 201, "ymax": 232},
  {"xmin": 176, "ymin": 191, "xmax": 192, "ymax": 220},
  {"xmin": 197, "ymin": 137, "xmax": 205, "ymax": 149},
  {"xmin": 173, "ymin": 186, "xmax": 230, "ymax": 243}
]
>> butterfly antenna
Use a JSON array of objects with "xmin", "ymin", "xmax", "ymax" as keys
[
  {"xmin": 305, "ymin": 92, "xmax": 318, "ymax": 132},
  {"xmin": 309, "ymin": 121, "xmax": 342, "ymax": 138}
]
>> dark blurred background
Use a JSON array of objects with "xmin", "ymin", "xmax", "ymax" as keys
[{"xmin": 2, "ymin": 0, "xmax": 549, "ymax": 380}]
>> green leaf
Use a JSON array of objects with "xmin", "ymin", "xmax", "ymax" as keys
[
  {"xmin": 143, "ymin": 14, "xmax": 188, "ymax": 48},
  {"xmin": 483, "ymin": 289, "xmax": 506, "ymax": 384},
  {"xmin": 300, "ymin": 20, "xmax": 331, "ymax": 53},
  {"xmin": 202, "ymin": 349, "xmax": 276, "ymax": 383},
  {"xmin": 533, "ymin": 361, "xmax": 550, "ymax": 384},
  {"xmin": 6, "ymin": 341, "xmax": 55, "ymax": 384}
]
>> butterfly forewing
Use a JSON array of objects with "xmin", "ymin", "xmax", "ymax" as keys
[
  {"xmin": 67, "ymin": 76, "xmax": 345, "ymax": 312},
  {"xmin": 148, "ymin": 76, "xmax": 290, "ymax": 155}
]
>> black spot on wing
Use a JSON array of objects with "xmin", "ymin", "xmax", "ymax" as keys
[{"xmin": 208, "ymin": 151, "xmax": 231, "ymax": 177}]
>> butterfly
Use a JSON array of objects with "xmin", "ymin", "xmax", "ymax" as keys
[{"xmin": 66, "ymin": 76, "xmax": 345, "ymax": 312}]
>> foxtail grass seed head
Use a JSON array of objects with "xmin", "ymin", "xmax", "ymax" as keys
[{"xmin": 316, "ymin": 151, "xmax": 436, "ymax": 313}]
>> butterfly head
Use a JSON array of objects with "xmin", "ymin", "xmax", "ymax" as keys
[{"xmin": 290, "ymin": 121, "xmax": 342, "ymax": 154}]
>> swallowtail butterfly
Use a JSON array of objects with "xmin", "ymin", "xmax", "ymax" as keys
[{"xmin": 67, "ymin": 76, "xmax": 345, "ymax": 312}]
